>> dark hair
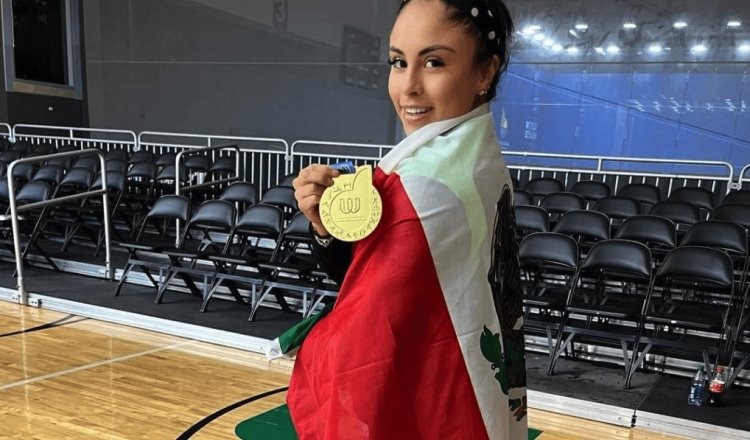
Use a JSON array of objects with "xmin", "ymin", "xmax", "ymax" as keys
[{"xmin": 398, "ymin": 0, "xmax": 514, "ymax": 102}]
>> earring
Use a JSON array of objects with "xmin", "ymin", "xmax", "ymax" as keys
[{"xmin": 478, "ymin": 90, "xmax": 488, "ymax": 96}]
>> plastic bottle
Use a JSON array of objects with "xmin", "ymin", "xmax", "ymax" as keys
[
  {"xmin": 688, "ymin": 366, "xmax": 707, "ymax": 406},
  {"xmin": 707, "ymin": 366, "xmax": 728, "ymax": 407}
]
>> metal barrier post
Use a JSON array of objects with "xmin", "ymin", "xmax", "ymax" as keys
[{"xmin": 7, "ymin": 149, "xmax": 112, "ymax": 304}]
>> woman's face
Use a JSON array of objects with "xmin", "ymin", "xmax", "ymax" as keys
[{"xmin": 388, "ymin": 0, "xmax": 496, "ymax": 135}]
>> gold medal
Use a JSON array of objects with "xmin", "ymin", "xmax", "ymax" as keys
[{"xmin": 319, "ymin": 165, "xmax": 382, "ymax": 242}]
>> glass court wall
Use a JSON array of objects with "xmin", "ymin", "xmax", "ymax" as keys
[{"xmin": 498, "ymin": 0, "xmax": 750, "ymax": 173}]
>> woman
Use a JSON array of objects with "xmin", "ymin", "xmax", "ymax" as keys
[{"xmin": 289, "ymin": 0, "xmax": 526, "ymax": 438}]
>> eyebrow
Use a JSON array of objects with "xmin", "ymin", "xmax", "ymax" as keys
[{"xmin": 389, "ymin": 45, "xmax": 457, "ymax": 56}]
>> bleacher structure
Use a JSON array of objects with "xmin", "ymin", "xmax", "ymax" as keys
[{"xmin": 1, "ymin": 122, "xmax": 750, "ymax": 391}]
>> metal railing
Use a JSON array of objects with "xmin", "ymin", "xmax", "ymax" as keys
[
  {"xmin": 174, "ymin": 143, "xmax": 242, "ymax": 196},
  {"xmin": 289, "ymin": 140, "xmax": 392, "ymax": 175},
  {"xmin": 138, "ymin": 131, "xmax": 288, "ymax": 195},
  {"xmin": 0, "ymin": 123, "xmax": 11, "ymax": 139},
  {"xmin": 11, "ymin": 124, "xmax": 137, "ymax": 153},
  {"xmin": 739, "ymin": 164, "xmax": 750, "ymax": 190},
  {"xmin": 6, "ymin": 149, "xmax": 111, "ymax": 304},
  {"xmin": 504, "ymin": 150, "xmax": 735, "ymax": 196}
]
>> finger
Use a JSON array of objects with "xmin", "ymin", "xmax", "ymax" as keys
[
  {"xmin": 294, "ymin": 185, "xmax": 327, "ymax": 204},
  {"xmin": 297, "ymin": 165, "xmax": 340, "ymax": 187},
  {"xmin": 297, "ymin": 191, "xmax": 323, "ymax": 208}
]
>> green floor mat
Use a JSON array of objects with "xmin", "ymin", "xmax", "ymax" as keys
[{"xmin": 236, "ymin": 405, "xmax": 542, "ymax": 439}]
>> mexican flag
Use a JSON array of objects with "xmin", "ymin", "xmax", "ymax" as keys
[{"xmin": 278, "ymin": 105, "xmax": 527, "ymax": 439}]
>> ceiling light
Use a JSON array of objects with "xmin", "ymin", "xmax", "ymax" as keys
[
  {"xmin": 575, "ymin": 24, "xmax": 589, "ymax": 31},
  {"xmin": 543, "ymin": 38, "xmax": 555, "ymax": 47},
  {"xmin": 595, "ymin": 47, "xmax": 606, "ymax": 55},
  {"xmin": 691, "ymin": 44, "xmax": 707, "ymax": 53},
  {"xmin": 522, "ymin": 25, "xmax": 541, "ymax": 36},
  {"xmin": 739, "ymin": 44, "xmax": 750, "ymax": 53},
  {"xmin": 648, "ymin": 44, "xmax": 663, "ymax": 54},
  {"xmin": 533, "ymin": 33, "xmax": 546, "ymax": 42},
  {"xmin": 623, "ymin": 23, "xmax": 637, "ymax": 30},
  {"xmin": 566, "ymin": 46, "xmax": 579, "ymax": 54},
  {"xmin": 728, "ymin": 20, "xmax": 742, "ymax": 28},
  {"xmin": 673, "ymin": 21, "xmax": 688, "ymax": 29},
  {"xmin": 552, "ymin": 44, "xmax": 563, "ymax": 52},
  {"xmin": 606, "ymin": 44, "xmax": 620, "ymax": 54}
]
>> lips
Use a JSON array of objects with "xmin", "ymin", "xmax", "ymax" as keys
[
  {"xmin": 403, "ymin": 106, "xmax": 431, "ymax": 115},
  {"xmin": 398, "ymin": 105, "xmax": 434, "ymax": 133},
  {"xmin": 401, "ymin": 106, "xmax": 433, "ymax": 121}
]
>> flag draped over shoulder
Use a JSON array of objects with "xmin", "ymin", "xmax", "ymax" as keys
[{"xmin": 285, "ymin": 104, "xmax": 527, "ymax": 439}]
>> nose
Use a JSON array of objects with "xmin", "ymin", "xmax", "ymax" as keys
[{"xmin": 403, "ymin": 66, "xmax": 423, "ymax": 96}]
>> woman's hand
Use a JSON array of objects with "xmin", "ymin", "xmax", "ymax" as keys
[{"xmin": 292, "ymin": 164, "xmax": 340, "ymax": 236}]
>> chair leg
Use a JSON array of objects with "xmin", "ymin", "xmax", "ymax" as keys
[
  {"xmin": 114, "ymin": 263, "xmax": 134, "ymax": 296},
  {"xmin": 727, "ymin": 358, "xmax": 748, "ymax": 386},
  {"xmin": 155, "ymin": 266, "xmax": 177, "ymax": 304},
  {"xmin": 200, "ymin": 276, "xmax": 223, "ymax": 313},
  {"xmin": 626, "ymin": 342, "xmax": 652, "ymax": 389},
  {"xmin": 547, "ymin": 312, "xmax": 570, "ymax": 375},
  {"xmin": 141, "ymin": 267, "xmax": 160, "ymax": 289}
]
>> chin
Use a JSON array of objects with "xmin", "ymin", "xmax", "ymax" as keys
[{"xmin": 402, "ymin": 121, "xmax": 427, "ymax": 136}]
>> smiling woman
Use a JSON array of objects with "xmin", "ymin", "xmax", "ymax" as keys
[
  {"xmin": 287, "ymin": 1, "xmax": 523, "ymax": 439},
  {"xmin": 388, "ymin": 0, "xmax": 507, "ymax": 134}
]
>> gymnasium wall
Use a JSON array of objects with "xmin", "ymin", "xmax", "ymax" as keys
[{"xmin": 82, "ymin": 0, "xmax": 397, "ymax": 144}]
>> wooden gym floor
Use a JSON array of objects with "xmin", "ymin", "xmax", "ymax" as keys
[{"xmin": 0, "ymin": 301, "xmax": 685, "ymax": 439}]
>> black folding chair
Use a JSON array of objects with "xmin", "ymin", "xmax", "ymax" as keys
[
  {"xmin": 510, "ymin": 175, "xmax": 519, "ymax": 188},
  {"xmin": 260, "ymin": 185, "xmax": 298, "ymax": 223},
  {"xmin": 593, "ymin": 196, "xmax": 640, "ymax": 234},
  {"xmin": 548, "ymin": 239, "xmax": 653, "ymax": 386},
  {"xmin": 105, "ymin": 159, "xmax": 128, "ymax": 175},
  {"xmin": 519, "ymin": 232, "xmax": 579, "ymax": 356},
  {"xmin": 278, "ymin": 173, "xmax": 297, "ymax": 187},
  {"xmin": 681, "ymin": 221, "xmax": 748, "ymax": 291},
  {"xmin": 617, "ymin": 183, "xmax": 661, "ymax": 214},
  {"xmin": 719, "ymin": 190, "xmax": 750, "ymax": 207},
  {"xmin": 650, "ymin": 200, "xmax": 700, "ymax": 239},
  {"xmin": 204, "ymin": 205, "xmax": 285, "ymax": 316},
  {"xmin": 106, "ymin": 149, "xmax": 129, "ymax": 163},
  {"xmin": 629, "ymin": 246, "xmax": 736, "ymax": 388},
  {"xmin": 512, "ymin": 188, "xmax": 533, "ymax": 206},
  {"xmin": 124, "ymin": 161, "xmax": 157, "ymax": 228},
  {"xmin": 614, "ymin": 215, "xmax": 676, "ymax": 264},
  {"xmin": 250, "ymin": 212, "xmax": 338, "ymax": 318},
  {"xmin": 156, "ymin": 200, "xmax": 236, "ymax": 304},
  {"xmin": 515, "ymin": 205, "xmax": 549, "ymax": 239},
  {"xmin": 570, "ymin": 180, "xmax": 611, "ymax": 206},
  {"xmin": 524, "ymin": 177, "xmax": 564, "ymax": 204},
  {"xmin": 128, "ymin": 150, "xmax": 155, "ymax": 165},
  {"xmin": 668, "ymin": 186, "xmax": 714, "ymax": 220},
  {"xmin": 220, "ymin": 182, "xmax": 258, "ymax": 216},
  {"xmin": 36, "ymin": 168, "xmax": 95, "ymax": 250},
  {"xmin": 113, "ymin": 195, "xmax": 191, "ymax": 297},
  {"xmin": 553, "ymin": 210, "xmax": 609, "ymax": 253},
  {"xmin": 711, "ymin": 204, "xmax": 750, "ymax": 231},
  {"xmin": 0, "ymin": 181, "xmax": 60, "ymax": 273},
  {"xmin": 540, "ymin": 192, "xmax": 586, "ymax": 225}
]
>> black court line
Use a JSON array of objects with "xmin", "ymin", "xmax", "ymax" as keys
[
  {"xmin": 0, "ymin": 315, "xmax": 89, "ymax": 339},
  {"xmin": 176, "ymin": 386, "xmax": 289, "ymax": 440}
]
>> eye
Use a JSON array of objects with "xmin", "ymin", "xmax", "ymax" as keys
[
  {"xmin": 388, "ymin": 58, "xmax": 406, "ymax": 69},
  {"xmin": 425, "ymin": 58, "xmax": 445, "ymax": 68}
]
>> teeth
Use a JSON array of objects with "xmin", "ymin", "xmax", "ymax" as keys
[{"xmin": 404, "ymin": 107, "xmax": 429, "ymax": 114}]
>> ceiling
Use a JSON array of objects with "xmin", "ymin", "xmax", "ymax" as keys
[{"xmin": 504, "ymin": 0, "xmax": 750, "ymax": 63}]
